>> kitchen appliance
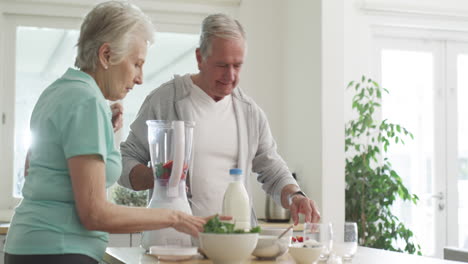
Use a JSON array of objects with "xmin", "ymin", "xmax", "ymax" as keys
[
  {"xmin": 141, "ymin": 120, "xmax": 195, "ymax": 249},
  {"xmin": 265, "ymin": 173, "xmax": 295, "ymax": 222},
  {"xmin": 265, "ymin": 195, "xmax": 291, "ymax": 222}
]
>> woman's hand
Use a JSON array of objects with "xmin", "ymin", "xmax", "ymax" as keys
[
  {"xmin": 170, "ymin": 214, "xmax": 233, "ymax": 237},
  {"xmin": 171, "ymin": 211, "xmax": 207, "ymax": 237},
  {"xmin": 111, "ymin": 103, "xmax": 123, "ymax": 132}
]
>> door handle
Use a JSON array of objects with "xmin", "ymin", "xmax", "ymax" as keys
[
  {"xmin": 431, "ymin": 192, "xmax": 444, "ymax": 200},
  {"xmin": 430, "ymin": 192, "xmax": 445, "ymax": 210}
]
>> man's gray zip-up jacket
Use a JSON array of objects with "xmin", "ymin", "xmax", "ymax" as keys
[{"xmin": 118, "ymin": 74, "xmax": 298, "ymax": 209}]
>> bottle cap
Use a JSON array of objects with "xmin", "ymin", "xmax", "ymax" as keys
[{"xmin": 229, "ymin": 168, "xmax": 243, "ymax": 175}]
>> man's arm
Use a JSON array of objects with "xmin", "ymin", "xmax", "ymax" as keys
[
  {"xmin": 118, "ymin": 96, "xmax": 155, "ymax": 191},
  {"xmin": 251, "ymin": 105, "xmax": 320, "ymax": 224},
  {"xmin": 128, "ymin": 163, "xmax": 153, "ymax": 190}
]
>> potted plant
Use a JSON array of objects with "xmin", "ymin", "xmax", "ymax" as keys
[
  {"xmin": 345, "ymin": 76, "xmax": 421, "ymax": 254},
  {"xmin": 112, "ymin": 185, "xmax": 148, "ymax": 207}
]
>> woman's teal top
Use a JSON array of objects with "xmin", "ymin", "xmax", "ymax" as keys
[{"xmin": 4, "ymin": 68, "xmax": 122, "ymax": 261}]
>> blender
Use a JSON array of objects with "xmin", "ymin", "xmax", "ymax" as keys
[{"xmin": 141, "ymin": 120, "xmax": 195, "ymax": 250}]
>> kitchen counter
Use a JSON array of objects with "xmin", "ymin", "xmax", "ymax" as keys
[
  {"xmin": 103, "ymin": 246, "xmax": 466, "ymax": 264},
  {"xmin": 0, "ymin": 223, "xmax": 9, "ymax": 235},
  {"xmin": 103, "ymin": 247, "xmax": 295, "ymax": 264}
]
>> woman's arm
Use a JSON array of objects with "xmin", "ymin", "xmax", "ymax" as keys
[{"xmin": 68, "ymin": 154, "xmax": 206, "ymax": 235}]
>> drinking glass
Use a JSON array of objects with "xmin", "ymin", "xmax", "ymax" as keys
[
  {"xmin": 303, "ymin": 222, "xmax": 333, "ymax": 262},
  {"xmin": 333, "ymin": 222, "xmax": 358, "ymax": 262}
]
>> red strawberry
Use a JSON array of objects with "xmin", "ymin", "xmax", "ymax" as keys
[
  {"xmin": 162, "ymin": 161, "xmax": 189, "ymax": 179},
  {"xmin": 161, "ymin": 171, "xmax": 170, "ymax": 180},
  {"xmin": 163, "ymin": 160, "xmax": 173, "ymax": 169},
  {"xmin": 297, "ymin": 236, "xmax": 304, "ymax": 243},
  {"xmin": 292, "ymin": 237, "xmax": 297, "ymax": 243}
]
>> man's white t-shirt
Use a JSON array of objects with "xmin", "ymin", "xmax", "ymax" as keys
[{"xmin": 188, "ymin": 79, "xmax": 239, "ymax": 217}]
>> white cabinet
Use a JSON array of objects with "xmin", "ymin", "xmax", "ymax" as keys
[
  {"xmin": 130, "ymin": 233, "xmax": 141, "ymax": 247},
  {"xmin": 108, "ymin": 233, "xmax": 141, "ymax": 247},
  {"xmin": 108, "ymin": 234, "xmax": 130, "ymax": 247}
]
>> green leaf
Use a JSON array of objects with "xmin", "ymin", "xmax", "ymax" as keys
[{"xmin": 203, "ymin": 215, "xmax": 259, "ymax": 234}]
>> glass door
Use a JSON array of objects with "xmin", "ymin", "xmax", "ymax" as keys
[
  {"xmin": 446, "ymin": 41, "xmax": 468, "ymax": 249},
  {"xmin": 374, "ymin": 37, "xmax": 446, "ymax": 257}
]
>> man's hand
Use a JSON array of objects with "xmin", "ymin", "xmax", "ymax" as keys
[
  {"xmin": 281, "ymin": 184, "xmax": 320, "ymax": 225},
  {"xmin": 289, "ymin": 195, "xmax": 320, "ymax": 225},
  {"xmin": 111, "ymin": 103, "xmax": 123, "ymax": 132}
]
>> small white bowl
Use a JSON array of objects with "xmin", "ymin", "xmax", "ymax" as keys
[
  {"xmin": 252, "ymin": 235, "xmax": 289, "ymax": 259},
  {"xmin": 199, "ymin": 233, "xmax": 258, "ymax": 264},
  {"xmin": 260, "ymin": 226, "xmax": 294, "ymax": 241},
  {"xmin": 288, "ymin": 245, "xmax": 324, "ymax": 264}
]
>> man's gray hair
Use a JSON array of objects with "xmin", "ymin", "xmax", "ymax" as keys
[
  {"xmin": 199, "ymin": 13, "xmax": 246, "ymax": 60},
  {"xmin": 75, "ymin": 1, "xmax": 154, "ymax": 72}
]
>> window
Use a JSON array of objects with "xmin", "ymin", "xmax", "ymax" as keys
[
  {"xmin": 14, "ymin": 27, "xmax": 79, "ymax": 197},
  {"xmin": 0, "ymin": 15, "xmax": 198, "ymax": 218}
]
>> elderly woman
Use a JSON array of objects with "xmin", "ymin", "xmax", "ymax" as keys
[{"xmin": 3, "ymin": 2, "xmax": 207, "ymax": 264}]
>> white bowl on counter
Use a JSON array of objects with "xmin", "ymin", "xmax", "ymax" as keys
[
  {"xmin": 260, "ymin": 226, "xmax": 294, "ymax": 240},
  {"xmin": 288, "ymin": 244, "xmax": 324, "ymax": 264},
  {"xmin": 199, "ymin": 232, "xmax": 258, "ymax": 264}
]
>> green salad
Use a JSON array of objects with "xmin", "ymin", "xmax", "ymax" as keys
[{"xmin": 203, "ymin": 215, "xmax": 261, "ymax": 234}]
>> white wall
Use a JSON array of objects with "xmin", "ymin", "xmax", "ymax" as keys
[
  {"xmin": 239, "ymin": 0, "xmax": 345, "ymax": 226},
  {"xmin": 238, "ymin": 0, "xmax": 285, "ymax": 218},
  {"xmin": 321, "ymin": 0, "xmax": 345, "ymax": 231},
  {"xmin": 282, "ymin": 0, "xmax": 322, "ymax": 206}
]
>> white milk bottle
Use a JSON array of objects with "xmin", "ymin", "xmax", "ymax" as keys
[{"xmin": 222, "ymin": 168, "xmax": 251, "ymax": 230}]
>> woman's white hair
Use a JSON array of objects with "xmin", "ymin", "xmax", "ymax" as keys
[
  {"xmin": 199, "ymin": 13, "xmax": 246, "ymax": 60},
  {"xmin": 75, "ymin": 1, "xmax": 154, "ymax": 72}
]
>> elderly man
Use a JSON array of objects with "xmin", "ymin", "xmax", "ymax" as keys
[{"xmin": 119, "ymin": 13, "xmax": 320, "ymax": 225}]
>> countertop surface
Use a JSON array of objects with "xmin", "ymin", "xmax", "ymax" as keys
[
  {"xmin": 103, "ymin": 246, "xmax": 466, "ymax": 264},
  {"xmin": 0, "ymin": 223, "xmax": 9, "ymax": 235},
  {"xmin": 104, "ymin": 247, "xmax": 296, "ymax": 264}
]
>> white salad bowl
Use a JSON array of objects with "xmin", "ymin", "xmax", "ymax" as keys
[{"xmin": 199, "ymin": 232, "xmax": 258, "ymax": 264}]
